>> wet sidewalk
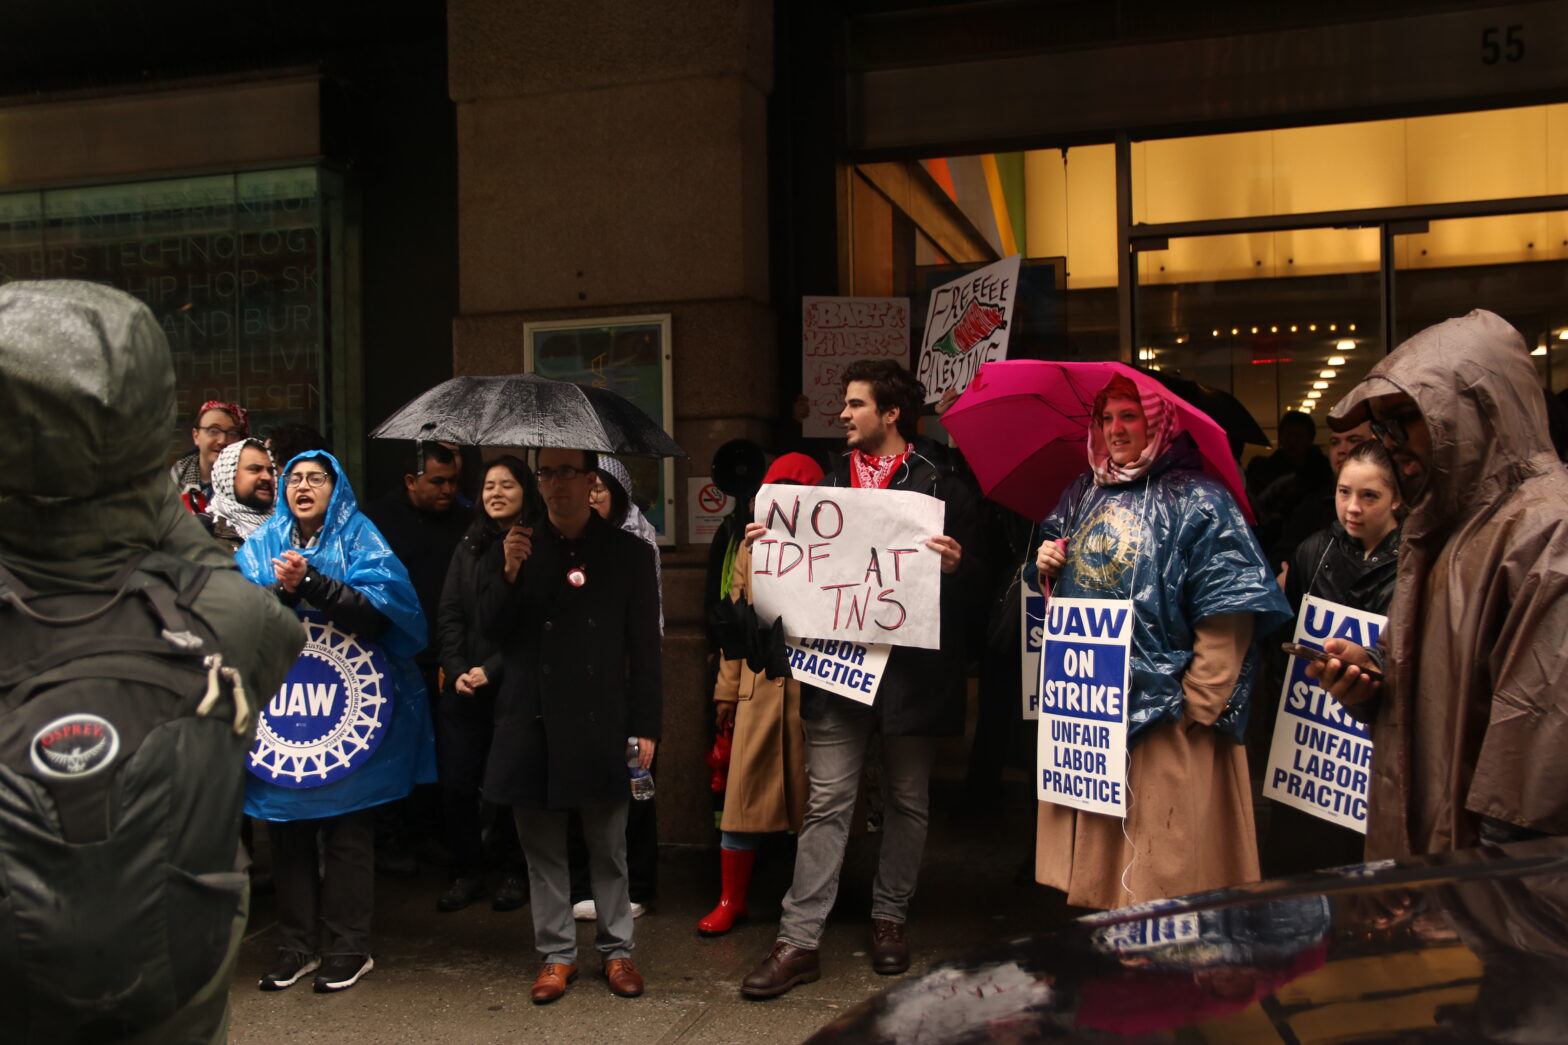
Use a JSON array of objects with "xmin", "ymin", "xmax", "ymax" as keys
[{"xmin": 228, "ymin": 779, "xmax": 1068, "ymax": 1044}]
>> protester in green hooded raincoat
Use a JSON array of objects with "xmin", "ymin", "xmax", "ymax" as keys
[{"xmin": 0, "ymin": 280, "xmax": 303, "ymax": 1045}]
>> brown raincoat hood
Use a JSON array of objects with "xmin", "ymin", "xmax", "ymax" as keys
[
  {"xmin": 1329, "ymin": 310, "xmax": 1568, "ymax": 857},
  {"xmin": 1329, "ymin": 309, "xmax": 1555, "ymax": 538}
]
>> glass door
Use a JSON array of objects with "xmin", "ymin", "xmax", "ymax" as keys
[{"xmin": 1134, "ymin": 227, "xmax": 1384, "ymax": 455}]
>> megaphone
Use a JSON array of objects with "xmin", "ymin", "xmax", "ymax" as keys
[{"xmin": 710, "ymin": 439, "xmax": 767, "ymax": 502}]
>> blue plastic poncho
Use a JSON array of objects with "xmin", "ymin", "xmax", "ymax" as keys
[
  {"xmin": 1027, "ymin": 436, "xmax": 1291, "ymax": 745},
  {"xmin": 236, "ymin": 450, "xmax": 437, "ymax": 820}
]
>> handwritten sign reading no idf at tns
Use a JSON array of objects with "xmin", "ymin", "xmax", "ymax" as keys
[
  {"xmin": 1036, "ymin": 597, "xmax": 1132, "ymax": 818},
  {"xmin": 750, "ymin": 484, "xmax": 945, "ymax": 651}
]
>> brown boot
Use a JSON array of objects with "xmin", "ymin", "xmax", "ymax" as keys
[
  {"xmin": 870, "ymin": 918, "xmax": 909, "ymax": 974},
  {"xmin": 740, "ymin": 940, "xmax": 820, "ymax": 999},
  {"xmin": 530, "ymin": 962, "xmax": 578, "ymax": 1004}
]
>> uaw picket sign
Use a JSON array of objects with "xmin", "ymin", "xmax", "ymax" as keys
[
  {"xmin": 1020, "ymin": 586, "xmax": 1045, "ymax": 721},
  {"xmin": 784, "ymin": 633, "xmax": 892, "ymax": 706},
  {"xmin": 1036, "ymin": 596, "xmax": 1131, "ymax": 817},
  {"xmin": 249, "ymin": 612, "xmax": 390, "ymax": 788},
  {"xmin": 1264, "ymin": 596, "xmax": 1381, "ymax": 833}
]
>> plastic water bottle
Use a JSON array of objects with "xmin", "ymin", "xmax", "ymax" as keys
[{"xmin": 626, "ymin": 737, "xmax": 655, "ymax": 801}]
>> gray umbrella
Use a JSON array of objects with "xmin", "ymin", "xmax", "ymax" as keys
[{"xmin": 369, "ymin": 373, "xmax": 686, "ymax": 457}]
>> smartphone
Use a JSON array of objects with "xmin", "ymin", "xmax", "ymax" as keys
[{"xmin": 1281, "ymin": 641, "xmax": 1382, "ymax": 682}]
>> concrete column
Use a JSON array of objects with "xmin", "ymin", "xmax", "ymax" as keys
[{"xmin": 449, "ymin": 1, "xmax": 775, "ymax": 843}]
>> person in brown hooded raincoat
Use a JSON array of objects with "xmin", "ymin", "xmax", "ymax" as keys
[{"xmin": 1313, "ymin": 309, "xmax": 1568, "ymax": 858}]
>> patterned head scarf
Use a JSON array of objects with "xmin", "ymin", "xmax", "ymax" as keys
[
  {"xmin": 197, "ymin": 399, "xmax": 249, "ymax": 437},
  {"xmin": 207, "ymin": 437, "xmax": 275, "ymax": 537},
  {"xmin": 1087, "ymin": 376, "xmax": 1178, "ymax": 486}
]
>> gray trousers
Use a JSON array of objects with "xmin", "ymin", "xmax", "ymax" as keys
[
  {"xmin": 513, "ymin": 801, "xmax": 633, "ymax": 965},
  {"xmin": 778, "ymin": 700, "xmax": 938, "ymax": 950}
]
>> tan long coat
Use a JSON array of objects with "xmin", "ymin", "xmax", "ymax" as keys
[
  {"xmin": 713, "ymin": 541, "xmax": 808, "ymax": 834},
  {"xmin": 1330, "ymin": 309, "xmax": 1568, "ymax": 857},
  {"xmin": 1037, "ymin": 613, "xmax": 1259, "ymax": 909}
]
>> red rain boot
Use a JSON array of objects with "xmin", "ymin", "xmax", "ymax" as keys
[{"xmin": 696, "ymin": 847, "xmax": 757, "ymax": 936}]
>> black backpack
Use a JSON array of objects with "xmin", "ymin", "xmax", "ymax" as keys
[{"xmin": 0, "ymin": 551, "xmax": 253, "ymax": 1043}]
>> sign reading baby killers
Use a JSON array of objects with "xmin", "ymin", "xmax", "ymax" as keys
[
  {"xmin": 750, "ymin": 484, "xmax": 946, "ymax": 651},
  {"xmin": 1264, "ymin": 596, "xmax": 1382, "ymax": 833},
  {"xmin": 801, "ymin": 297, "xmax": 910, "ymax": 438},
  {"xmin": 1021, "ymin": 586, "xmax": 1045, "ymax": 721},
  {"xmin": 916, "ymin": 254, "xmax": 1021, "ymax": 404},
  {"xmin": 1036, "ymin": 597, "xmax": 1132, "ymax": 817}
]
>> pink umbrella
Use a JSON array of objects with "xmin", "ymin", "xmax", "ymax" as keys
[{"xmin": 943, "ymin": 360, "xmax": 1255, "ymax": 524}]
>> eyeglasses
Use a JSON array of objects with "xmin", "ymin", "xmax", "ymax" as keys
[
  {"xmin": 1369, "ymin": 408, "xmax": 1422, "ymax": 448},
  {"xmin": 284, "ymin": 471, "xmax": 333, "ymax": 488},
  {"xmin": 198, "ymin": 425, "xmax": 244, "ymax": 440},
  {"xmin": 536, "ymin": 466, "xmax": 588, "ymax": 483}
]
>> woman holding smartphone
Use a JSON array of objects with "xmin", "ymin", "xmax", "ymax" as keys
[{"xmin": 1265, "ymin": 440, "xmax": 1402, "ymax": 875}]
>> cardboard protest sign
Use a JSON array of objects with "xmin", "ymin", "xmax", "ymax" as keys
[
  {"xmin": 916, "ymin": 255, "xmax": 1021, "ymax": 404},
  {"xmin": 750, "ymin": 484, "xmax": 945, "ymax": 651},
  {"xmin": 1021, "ymin": 584, "xmax": 1044, "ymax": 721},
  {"xmin": 1036, "ymin": 597, "xmax": 1131, "ymax": 817},
  {"xmin": 783, "ymin": 634, "xmax": 892, "ymax": 706},
  {"xmin": 802, "ymin": 297, "xmax": 910, "ymax": 438},
  {"xmin": 1264, "ymin": 596, "xmax": 1382, "ymax": 833}
]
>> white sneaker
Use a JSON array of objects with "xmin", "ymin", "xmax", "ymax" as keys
[
  {"xmin": 630, "ymin": 902, "xmax": 647, "ymax": 919},
  {"xmin": 572, "ymin": 899, "xmax": 597, "ymax": 921}
]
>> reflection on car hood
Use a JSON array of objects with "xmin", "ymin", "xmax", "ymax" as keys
[{"xmin": 806, "ymin": 838, "xmax": 1568, "ymax": 1044}]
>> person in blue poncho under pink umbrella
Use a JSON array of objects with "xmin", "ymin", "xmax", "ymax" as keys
[
  {"xmin": 236, "ymin": 450, "xmax": 436, "ymax": 994},
  {"xmin": 1028, "ymin": 375, "xmax": 1290, "ymax": 910}
]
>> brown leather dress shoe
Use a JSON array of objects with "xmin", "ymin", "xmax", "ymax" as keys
[
  {"xmin": 530, "ymin": 962, "xmax": 579, "ymax": 1004},
  {"xmin": 870, "ymin": 918, "xmax": 909, "ymax": 974},
  {"xmin": 604, "ymin": 957, "xmax": 644, "ymax": 998},
  {"xmin": 740, "ymin": 941, "xmax": 820, "ymax": 998}
]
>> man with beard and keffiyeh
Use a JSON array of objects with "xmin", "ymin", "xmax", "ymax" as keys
[{"xmin": 202, "ymin": 438, "xmax": 278, "ymax": 553}]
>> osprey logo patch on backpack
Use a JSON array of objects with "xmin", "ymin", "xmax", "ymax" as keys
[{"xmin": 29, "ymin": 713, "xmax": 120, "ymax": 779}]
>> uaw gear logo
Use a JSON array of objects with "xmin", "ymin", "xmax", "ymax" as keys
[
  {"xmin": 1069, "ymin": 498, "xmax": 1144, "ymax": 593},
  {"xmin": 249, "ymin": 612, "xmax": 390, "ymax": 789},
  {"xmin": 30, "ymin": 713, "xmax": 120, "ymax": 779}
]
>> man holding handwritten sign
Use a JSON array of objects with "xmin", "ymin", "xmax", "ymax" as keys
[{"xmin": 741, "ymin": 359, "xmax": 981, "ymax": 998}]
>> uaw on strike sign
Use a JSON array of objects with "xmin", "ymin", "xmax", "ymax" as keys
[
  {"xmin": 750, "ymin": 484, "xmax": 944, "ymax": 706},
  {"xmin": 1036, "ymin": 597, "xmax": 1131, "ymax": 817},
  {"xmin": 1264, "ymin": 596, "xmax": 1382, "ymax": 832},
  {"xmin": 249, "ymin": 612, "xmax": 391, "ymax": 788}
]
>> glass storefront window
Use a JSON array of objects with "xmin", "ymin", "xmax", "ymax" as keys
[
  {"xmin": 0, "ymin": 167, "xmax": 347, "ymax": 461},
  {"xmin": 1132, "ymin": 104, "xmax": 1568, "ymax": 224},
  {"xmin": 843, "ymin": 101, "xmax": 1568, "ymax": 459},
  {"xmin": 1135, "ymin": 229, "xmax": 1382, "ymax": 458},
  {"xmin": 846, "ymin": 146, "xmax": 1118, "ymax": 362},
  {"xmin": 1394, "ymin": 213, "xmax": 1568, "ymax": 394}
]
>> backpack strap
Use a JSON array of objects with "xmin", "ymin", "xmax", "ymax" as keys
[
  {"xmin": 140, "ymin": 583, "xmax": 206, "ymax": 653},
  {"xmin": 0, "ymin": 558, "xmax": 36, "ymax": 601},
  {"xmin": 0, "ymin": 553, "xmax": 150, "ymax": 627}
]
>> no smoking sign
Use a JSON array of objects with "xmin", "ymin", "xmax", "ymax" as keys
[{"xmin": 687, "ymin": 478, "xmax": 733, "ymax": 544}]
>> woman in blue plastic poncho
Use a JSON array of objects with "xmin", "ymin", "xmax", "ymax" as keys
[
  {"xmin": 1027, "ymin": 376, "xmax": 1290, "ymax": 910},
  {"xmin": 236, "ymin": 451, "xmax": 436, "ymax": 994}
]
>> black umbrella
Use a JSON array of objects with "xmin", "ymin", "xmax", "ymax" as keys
[
  {"xmin": 1138, "ymin": 368, "xmax": 1270, "ymax": 451},
  {"xmin": 369, "ymin": 373, "xmax": 686, "ymax": 457}
]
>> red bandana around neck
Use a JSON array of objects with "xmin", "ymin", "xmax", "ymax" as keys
[{"xmin": 850, "ymin": 449, "xmax": 909, "ymax": 489}]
